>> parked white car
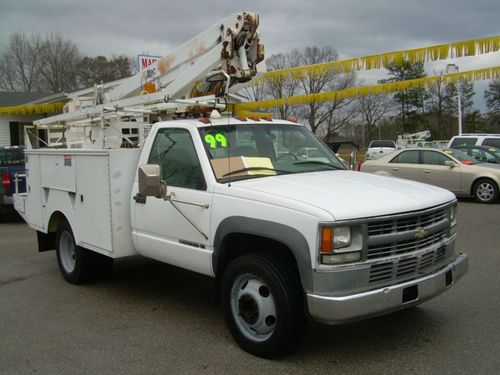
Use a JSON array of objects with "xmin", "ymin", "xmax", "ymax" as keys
[
  {"xmin": 448, "ymin": 134, "xmax": 500, "ymax": 148},
  {"xmin": 366, "ymin": 140, "xmax": 397, "ymax": 160}
]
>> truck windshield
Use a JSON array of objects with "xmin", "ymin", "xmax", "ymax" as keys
[
  {"xmin": 369, "ymin": 140, "xmax": 396, "ymax": 148},
  {"xmin": 199, "ymin": 123, "xmax": 346, "ymax": 182}
]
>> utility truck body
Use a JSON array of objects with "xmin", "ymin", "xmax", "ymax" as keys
[
  {"xmin": 16, "ymin": 116, "xmax": 468, "ymax": 357},
  {"xmin": 14, "ymin": 11, "xmax": 468, "ymax": 357}
]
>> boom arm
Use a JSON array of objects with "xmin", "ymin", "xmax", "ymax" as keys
[
  {"xmin": 35, "ymin": 11, "xmax": 264, "ymax": 128},
  {"xmin": 107, "ymin": 11, "xmax": 264, "ymax": 101}
]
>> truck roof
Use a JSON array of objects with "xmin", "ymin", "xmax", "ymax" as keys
[{"xmin": 155, "ymin": 117, "xmax": 303, "ymax": 128}]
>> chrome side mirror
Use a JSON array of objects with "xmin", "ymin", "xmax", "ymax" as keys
[
  {"xmin": 444, "ymin": 160, "xmax": 456, "ymax": 167},
  {"xmin": 138, "ymin": 164, "xmax": 167, "ymax": 198}
]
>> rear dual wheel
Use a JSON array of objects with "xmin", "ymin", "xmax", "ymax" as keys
[
  {"xmin": 56, "ymin": 221, "xmax": 113, "ymax": 284},
  {"xmin": 220, "ymin": 253, "xmax": 306, "ymax": 358}
]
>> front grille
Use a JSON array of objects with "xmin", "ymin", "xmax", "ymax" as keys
[
  {"xmin": 366, "ymin": 207, "xmax": 449, "ymax": 260},
  {"xmin": 367, "ymin": 229, "xmax": 446, "ymax": 259},
  {"xmin": 368, "ymin": 208, "xmax": 447, "ymax": 236},
  {"xmin": 369, "ymin": 247, "xmax": 447, "ymax": 283}
]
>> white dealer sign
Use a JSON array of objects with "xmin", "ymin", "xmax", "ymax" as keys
[{"xmin": 137, "ymin": 55, "xmax": 161, "ymax": 71}]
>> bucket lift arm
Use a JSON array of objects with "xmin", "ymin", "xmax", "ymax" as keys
[{"xmin": 36, "ymin": 11, "xmax": 265, "ymax": 128}]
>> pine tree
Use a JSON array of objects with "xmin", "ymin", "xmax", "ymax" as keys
[{"xmin": 379, "ymin": 61, "xmax": 427, "ymax": 133}]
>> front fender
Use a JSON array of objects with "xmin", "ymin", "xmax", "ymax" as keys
[{"xmin": 213, "ymin": 216, "xmax": 313, "ymax": 292}]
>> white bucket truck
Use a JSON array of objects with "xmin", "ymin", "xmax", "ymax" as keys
[{"xmin": 14, "ymin": 12, "xmax": 468, "ymax": 357}]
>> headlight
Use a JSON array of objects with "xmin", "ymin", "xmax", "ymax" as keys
[
  {"xmin": 320, "ymin": 226, "xmax": 352, "ymax": 253},
  {"xmin": 450, "ymin": 204, "xmax": 457, "ymax": 236},
  {"xmin": 450, "ymin": 204, "xmax": 457, "ymax": 222},
  {"xmin": 320, "ymin": 226, "xmax": 359, "ymax": 264},
  {"xmin": 333, "ymin": 226, "xmax": 351, "ymax": 249}
]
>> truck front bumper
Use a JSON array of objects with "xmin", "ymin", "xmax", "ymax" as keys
[{"xmin": 307, "ymin": 253, "xmax": 468, "ymax": 324}]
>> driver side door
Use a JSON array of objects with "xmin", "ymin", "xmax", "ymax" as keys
[{"xmin": 132, "ymin": 127, "xmax": 213, "ymax": 276}]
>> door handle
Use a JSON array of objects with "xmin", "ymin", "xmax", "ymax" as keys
[
  {"xmin": 423, "ymin": 170, "xmax": 431, "ymax": 173},
  {"xmin": 392, "ymin": 167, "xmax": 399, "ymax": 171}
]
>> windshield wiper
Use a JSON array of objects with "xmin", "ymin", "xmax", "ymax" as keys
[
  {"xmin": 222, "ymin": 167, "xmax": 292, "ymax": 177},
  {"xmin": 293, "ymin": 160, "xmax": 344, "ymax": 170}
]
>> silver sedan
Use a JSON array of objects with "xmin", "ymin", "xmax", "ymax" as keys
[{"xmin": 361, "ymin": 148, "xmax": 500, "ymax": 203}]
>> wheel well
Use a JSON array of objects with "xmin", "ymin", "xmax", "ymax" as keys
[
  {"xmin": 36, "ymin": 211, "xmax": 68, "ymax": 252},
  {"xmin": 215, "ymin": 233, "xmax": 302, "ymax": 299},
  {"xmin": 471, "ymin": 177, "xmax": 498, "ymax": 196},
  {"xmin": 47, "ymin": 211, "xmax": 68, "ymax": 233}
]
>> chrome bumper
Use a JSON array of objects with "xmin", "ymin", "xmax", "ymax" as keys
[{"xmin": 307, "ymin": 253, "xmax": 468, "ymax": 324}]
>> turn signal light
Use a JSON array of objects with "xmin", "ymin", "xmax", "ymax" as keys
[{"xmin": 320, "ymin": 227, "xmax": 333, "ymax": 253}]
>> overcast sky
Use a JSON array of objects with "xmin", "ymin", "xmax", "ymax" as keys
[{"xmin": 0, "ymin": 0, "xmax": 498, "ymax": 101}]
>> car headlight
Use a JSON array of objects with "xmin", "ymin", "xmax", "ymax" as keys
[
  {"xmin": 320, "ymin": 226, "xmax": 359, "ymax": 264},
  {"xmin": 333, "ymin": 226, "xmax": 351, "ymax": 249}
]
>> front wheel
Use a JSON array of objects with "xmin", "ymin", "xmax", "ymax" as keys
[
  {"xmin": 220, "ymin": 253, "xmax": 306, "ymax": 358},
  {"xmin": 473, "ymin": 178, "xmax": 499, "ymax": 204},
  {"xmin": 56, "ymin": 221, "xmax": 113, "ymax": 284}
]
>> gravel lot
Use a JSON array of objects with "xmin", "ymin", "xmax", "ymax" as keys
[{"xmin": 0, "ymin": 201, "xmax": 499, "ymax": 374}]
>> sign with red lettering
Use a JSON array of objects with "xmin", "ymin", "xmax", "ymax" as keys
[{"xmin": 137, "ymin": 55, "xmax": 161, "ymax": 71}]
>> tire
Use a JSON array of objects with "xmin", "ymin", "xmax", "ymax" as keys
[
  {"xmin": 56, "ymin": 221, "xmax": 113, "ymax": 284},
  {"xmin": 473, "ymin": 178, "xmax": 499, "ymax": 204},
  {"xmin": 220, "ymin": 253, "xmax": 306, "ymax": 358}
]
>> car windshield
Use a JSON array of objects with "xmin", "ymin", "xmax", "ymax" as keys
[
  {"xmin": 199, "ymin": 123, "xmax": 346, "ymax": 182},
  {"xmin": 369, "ymin": 140, "xmax": 395, "ymax": 148},
  {"xmin": 443, "ymin": 149, "xmax": 477, "ymax": 164},
  {"xmin": 450, "ymin": 137, "xmax": 477, "ymax": 147},
  {"xmin": 483, "ymin": 138, "xmax": 500, "ymax": 148}
]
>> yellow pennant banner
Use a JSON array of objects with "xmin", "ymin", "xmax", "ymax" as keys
[
  {"xmin": 0, "ymin": 101, "xmax": 66, "ymax": 117},
  {"xmin": 235, "ymin": 66, "xmax": 500, "ymax": 113},
  {"xmin": 261, "ymin": 35, "xmax": 500, "ymax": 82}
]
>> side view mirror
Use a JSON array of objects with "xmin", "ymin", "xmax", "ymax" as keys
[
  {"xmin": 138, "ymin": 164, "xmax": 167, "ymax": 198},
  {"xmin": 444, "ymin": 160, "xmax": 456, "ymax": 167}
]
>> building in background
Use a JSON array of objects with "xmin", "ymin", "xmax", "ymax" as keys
[{"xmin": 0, "ymin": 92, "xmax": 66, "ymax": 146}]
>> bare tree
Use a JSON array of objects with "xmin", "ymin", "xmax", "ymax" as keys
[
  {"xmin": 38, "ymin": 33, "xmax": 80, "ymax": 93},
  {"xmin": 288, "ymin": 46, "xmax": 356, "ymax": 135},
  {"xmin": 321, "ymin": 70, "xmax": 357, "ymax": 139},
  {"xmin": 357, "ymin": 94, "xmax": 396, "ymax": 147},
  {"xmin": 265, "ymin": 53, "xmax": 299, "ymax": 119},
  {"xmin": 0, "ymin": 32, "xmax": 42, "ymax": 92},
  {"xmin": 240, "ymin": 77, "xmax": 266, "ymax": 102}
]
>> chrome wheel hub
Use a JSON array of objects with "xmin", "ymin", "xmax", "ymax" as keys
[{"xmin": 477, "ymin": 182, "xmax": 494, "ymax": 202}]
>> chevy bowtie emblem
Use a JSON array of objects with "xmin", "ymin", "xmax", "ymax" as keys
[{"xmin": 414, "ymin": 228, "xmax": 429, "ymax": 239}]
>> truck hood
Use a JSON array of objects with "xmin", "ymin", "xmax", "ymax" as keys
[{"xmin": 229, "ymin": 171, "xmax": 455, "ymax": 221}]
